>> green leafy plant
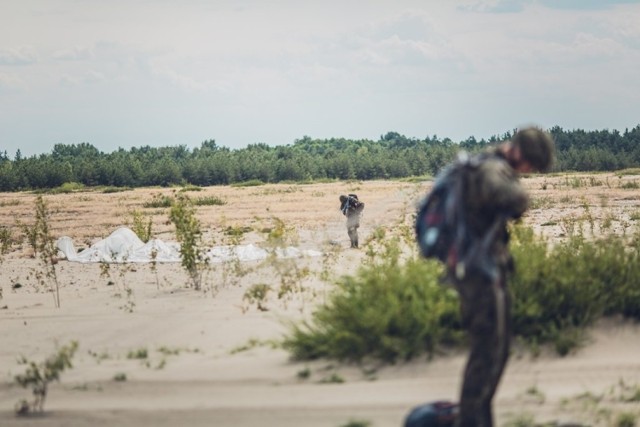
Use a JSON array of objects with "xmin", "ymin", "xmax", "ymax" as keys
[
  {"xmin": 615, "ymin": 412, "xmax": 637, "ymax": 427},
  {"xmin": 129, "ymin": 209, "xmax": 153, "ymax": 243},
  {"xmin": 169, "ymin": 193, "xmax": 208, "ymax": 290},
  {"xmin": 14, "ymin": 341, "xmax": 79, "ymax": 415},
  {"xmin": 29, "ymin": 196, "xmax": 63, "ymax": 308},
  {"xmin": 243, "ymin": 283, "xmax": 271, "ymax": 311},
  {"xmin": 127, "ymin": 348, "xmax": 148, "ymax": 359},
  {"xmin": 113, "ymin": 372, "xmax": 127, "ymax": 382},
  {"xmin": 0, "ymin": 225, "xmax": 12, "ymax": 263}
]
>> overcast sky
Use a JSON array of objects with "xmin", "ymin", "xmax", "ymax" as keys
[{"xmin": 1, "ymin": 0, "xmax": 639, "ymax": 157}]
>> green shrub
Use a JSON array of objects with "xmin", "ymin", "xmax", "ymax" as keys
[
  {"xmin": 47, "ymin": 182, "xmax": 85, "ymax": 194},
  {"xmin": 283, "ymin": 224, "xmax": 640, "ymax": 362},
  {"xmin": 169, "ymin": 194, "xmax": 208, "ymax": 290},
  {"xmin": 14, "ymin": 341, "xmax": 78, "ymax": 414},
  {"xmin": 283, "ymin": 241, "xmax": 461, "ymax": 363},
  {"xmin": 510, "ymin": 224, "xmax": 640, "ymax": 352},
  {"xmin": 130, "ymin": 209, "xmax": 153, "ymax": 243},
  {"xmin": 143, "ymin": 194, "xmax": 174, "ymax": 208},
  {"xmin": 193, "ymin": 195, "xmax": 226, "ymax": 206}
]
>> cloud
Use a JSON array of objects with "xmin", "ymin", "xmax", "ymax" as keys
[
  {"xmin": 460, "ymin": 0, "xmax": 530, "ymax": 13},
  {"xmin": 460, "ymin": 0, "xmax": 638, "ymax": 13},
  {"xmin": 0, "ymin": 47, "xmax": 38, "ymax": 65},
  {"xmin": 52, "ymin": 46, "xmax": 94, "ymax": 61},
  {"xmin": 344, "ymin": 11, "xmax": 463, "ymax": 67},
  {"xmin": 0, "ymin": 73, "xmax": 26, "ymax": 93},
  {"xmin": 538, "ymin": 0, "xmax": 640, "ymax": 10}
]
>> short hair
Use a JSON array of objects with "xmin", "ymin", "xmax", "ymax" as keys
[{"xmin": 511, "ymin": 127, "xmax": 555, "ymax": 172}]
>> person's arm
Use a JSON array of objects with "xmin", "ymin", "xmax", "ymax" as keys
[{"xmin": 476, "ymin": 160, "xmax": 528, "ymax": 219}]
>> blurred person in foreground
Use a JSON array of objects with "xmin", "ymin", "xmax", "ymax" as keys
[{"xmin": 414, "ymin": 127, "xmax": 555, "ymax": 427}]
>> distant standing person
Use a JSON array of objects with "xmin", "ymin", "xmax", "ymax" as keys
[{"xmin": 339, "ymin": 193, "xmax": 364, "ymax": 248}]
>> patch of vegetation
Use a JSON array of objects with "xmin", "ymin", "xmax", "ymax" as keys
[
  {"xmin": 44, "ymin": 182, "xmax": 86, "ymax": 194},
  {"xmin": 100, "ymin": 186, "xmax": 132, "ymax": 193},
  {"xmin": 615, "ymin": 413, "xmax": 637, "ymax": 427},
  {"xmin": 319, "ymin": 372, "xmax": 345, "ymax": 384},
  {"xmin": 14, "ymin": 341, "xmax": 79, "ymax": 415},
  {"xmin": 231, "ymin": 179, "xmax": 265, "ymax": 187},
  {"xmin": 224, "ymin": 225, "xmax": 253, "ymax": 236},
  {"xmin": 616, "ymin": 168, "xmax": 640, "ymax": 176},
  {"xmin": 130, "ymin": 209, "xmax": 153, "ymax": 243},
  {"xmin": 0, "ymin": 225, "xmax": 13, "ymax": 258},
  {"xmin": 620, "ymin": 180, "xmax": 640, "ymax": 190},
  {"xmin": 0, "ymin": 198, "xmax": 21, "ymax": 207},
  {"xmin": 297, "ymin": 367, "xmax": 311, "ymax": 379},
  {"xmin": 283, "ymin": 238, "xmax": 460, "ymax": 363},
  {"xmin": 127, "ymin": 348, "xmax": 148, "ymax": 359},
  {"xmin": 193, "ymin": 195, "xmax": 226, "ymax": 206},
  {"xmin": 169, "ymin": 194, "xmax": 208, "ymax": 290},
  {"xmin": 143, "ymin": 194, "xmax": 174, "ymax": 208},
  {"xmin": 113, "ymin": 372, "xmax": 127, "ymax": 382},
  {"xmin": 24, "ymin": 195, "xmax": 63, "ymax": 307},
  {"xmin": 179, "ymin": 184, "xmax": 203, "ymax": 192},
  {"xmin": 229, "ymin": 338, "xmax": 277, "ymax": 354},
  {"xmin": 339, "ymin": 419, "xmax": 371, "ymax": 427},
  {"xmin": 243, "ymin": 283, "xmax": 271, "ymax": 312},
  {"xmin": 283, "ymin": 223, "xmax": 640, "ymax": 362}
]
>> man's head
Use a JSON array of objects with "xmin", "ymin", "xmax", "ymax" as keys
[{"xmin": 508, "ymin": 127, "xmax": 555, "ymax": 173}]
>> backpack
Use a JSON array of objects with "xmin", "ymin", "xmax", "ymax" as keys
[
  {"xmin": 415, "ymin": 152, "xmax": 504, "ymax": 281},
  {"xmin": 340, "ymin": 194, "xmax": 361, "ymax": 216}
]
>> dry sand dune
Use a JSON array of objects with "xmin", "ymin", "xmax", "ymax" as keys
[{"xmin": 1, "ymin": 175, "xmax": 640, "ymax": 426}]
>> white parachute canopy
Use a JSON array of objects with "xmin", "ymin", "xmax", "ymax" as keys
[{"xmin": 56, "ymin": 227, "xmax": 321, "ymax": 264}]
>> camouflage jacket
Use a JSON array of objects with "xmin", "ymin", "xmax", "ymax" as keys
[{"xmin": 463, "ymin": 150, "xmax": 528, "ymax": 264}]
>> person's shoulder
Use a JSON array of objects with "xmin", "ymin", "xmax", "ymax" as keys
[{"xmin": 475, "ymin": 153, "xmax": 515, "ymax": 179}]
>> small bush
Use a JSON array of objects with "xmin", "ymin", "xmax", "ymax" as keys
[
  {"xmin": 129, "ymin": 209, "xmax": 153, "ymax": 243},
  {"xmin": 143, "ymin": 194, "xmax": 174, "ymax": 208},
  {"xmin": 194, "ymin": 195, "xmax": 226, "ymax": 206},
  {"xmin": 127, "ymin": 348, "xmax": 148, "ymax": 359},
  {"xmin": 14, "ymin": 341, "xmax": 79, "ymax": 414},
  {"xmin": 169, "ymin": 194, "xmax": 208, "ymax": 290},
  {"xmin": 48, "ymin": 182, "xmax": 85, "ymax": 194},
  {"xmin": 282, "ymin": 240, "xmax": 461, "ymax": 363},
  {"xmin": 113, "ymin": 372, "xmax": 127, "ymax": 382},
  {"xmin": 615, "ymin": 412, "xmax": 637, "ymax": 427}
]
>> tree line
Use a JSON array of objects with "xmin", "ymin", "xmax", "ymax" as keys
[{"xmin": 1, "ymin": 125, "xmax": 639, "ymax": 191}]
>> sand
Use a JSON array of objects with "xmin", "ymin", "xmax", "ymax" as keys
[{"xmin": 1, "ymin": 175, "xmax": 640, "ymax": 426}]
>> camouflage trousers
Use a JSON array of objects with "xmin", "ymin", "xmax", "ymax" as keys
[
  {"xmin": 454, "ymin": 268, "xmax": 511, "ymax": 427},
  {"xmin": 346, "ymin": 216, "xmax": 360, "ymax": 248}
]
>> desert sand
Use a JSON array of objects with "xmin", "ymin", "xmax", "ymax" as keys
[{"xmin": 1, "ymin": 174, "xmax": 640, "ymax": 426}]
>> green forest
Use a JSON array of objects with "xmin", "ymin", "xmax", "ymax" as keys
[{"xmin": 1, "ymin": 125, "xmax": 640, "ymax": 192}]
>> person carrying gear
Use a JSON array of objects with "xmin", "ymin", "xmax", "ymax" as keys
[
  {"xmin": 339, "ymin": 193, "xmax": 365, "ymax": 248},
  {"xmin": 415, "ymin": 126, "xmax": 555, "ymax": 427}
]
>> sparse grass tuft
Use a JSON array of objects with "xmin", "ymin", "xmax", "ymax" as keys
[
  {"xmin": 231, "ymin": 179, "xmax": 265, "ymax": 187},
  {"xmin": 143, "ymin": 194, "xmax": 174, "ymax": 208},
  {"xmin": 193, "ymin": 195, "xmax": 226, "ymax": 206}
]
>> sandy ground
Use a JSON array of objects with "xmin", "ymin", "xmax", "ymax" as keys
[{"xmin": 1, "ymin": 175, "xmax": 640, "ymax": 426}]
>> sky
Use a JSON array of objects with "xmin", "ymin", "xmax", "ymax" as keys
[{"xmin": 1, "ymin": 0, "xmax": 640, "ymax": 157}]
